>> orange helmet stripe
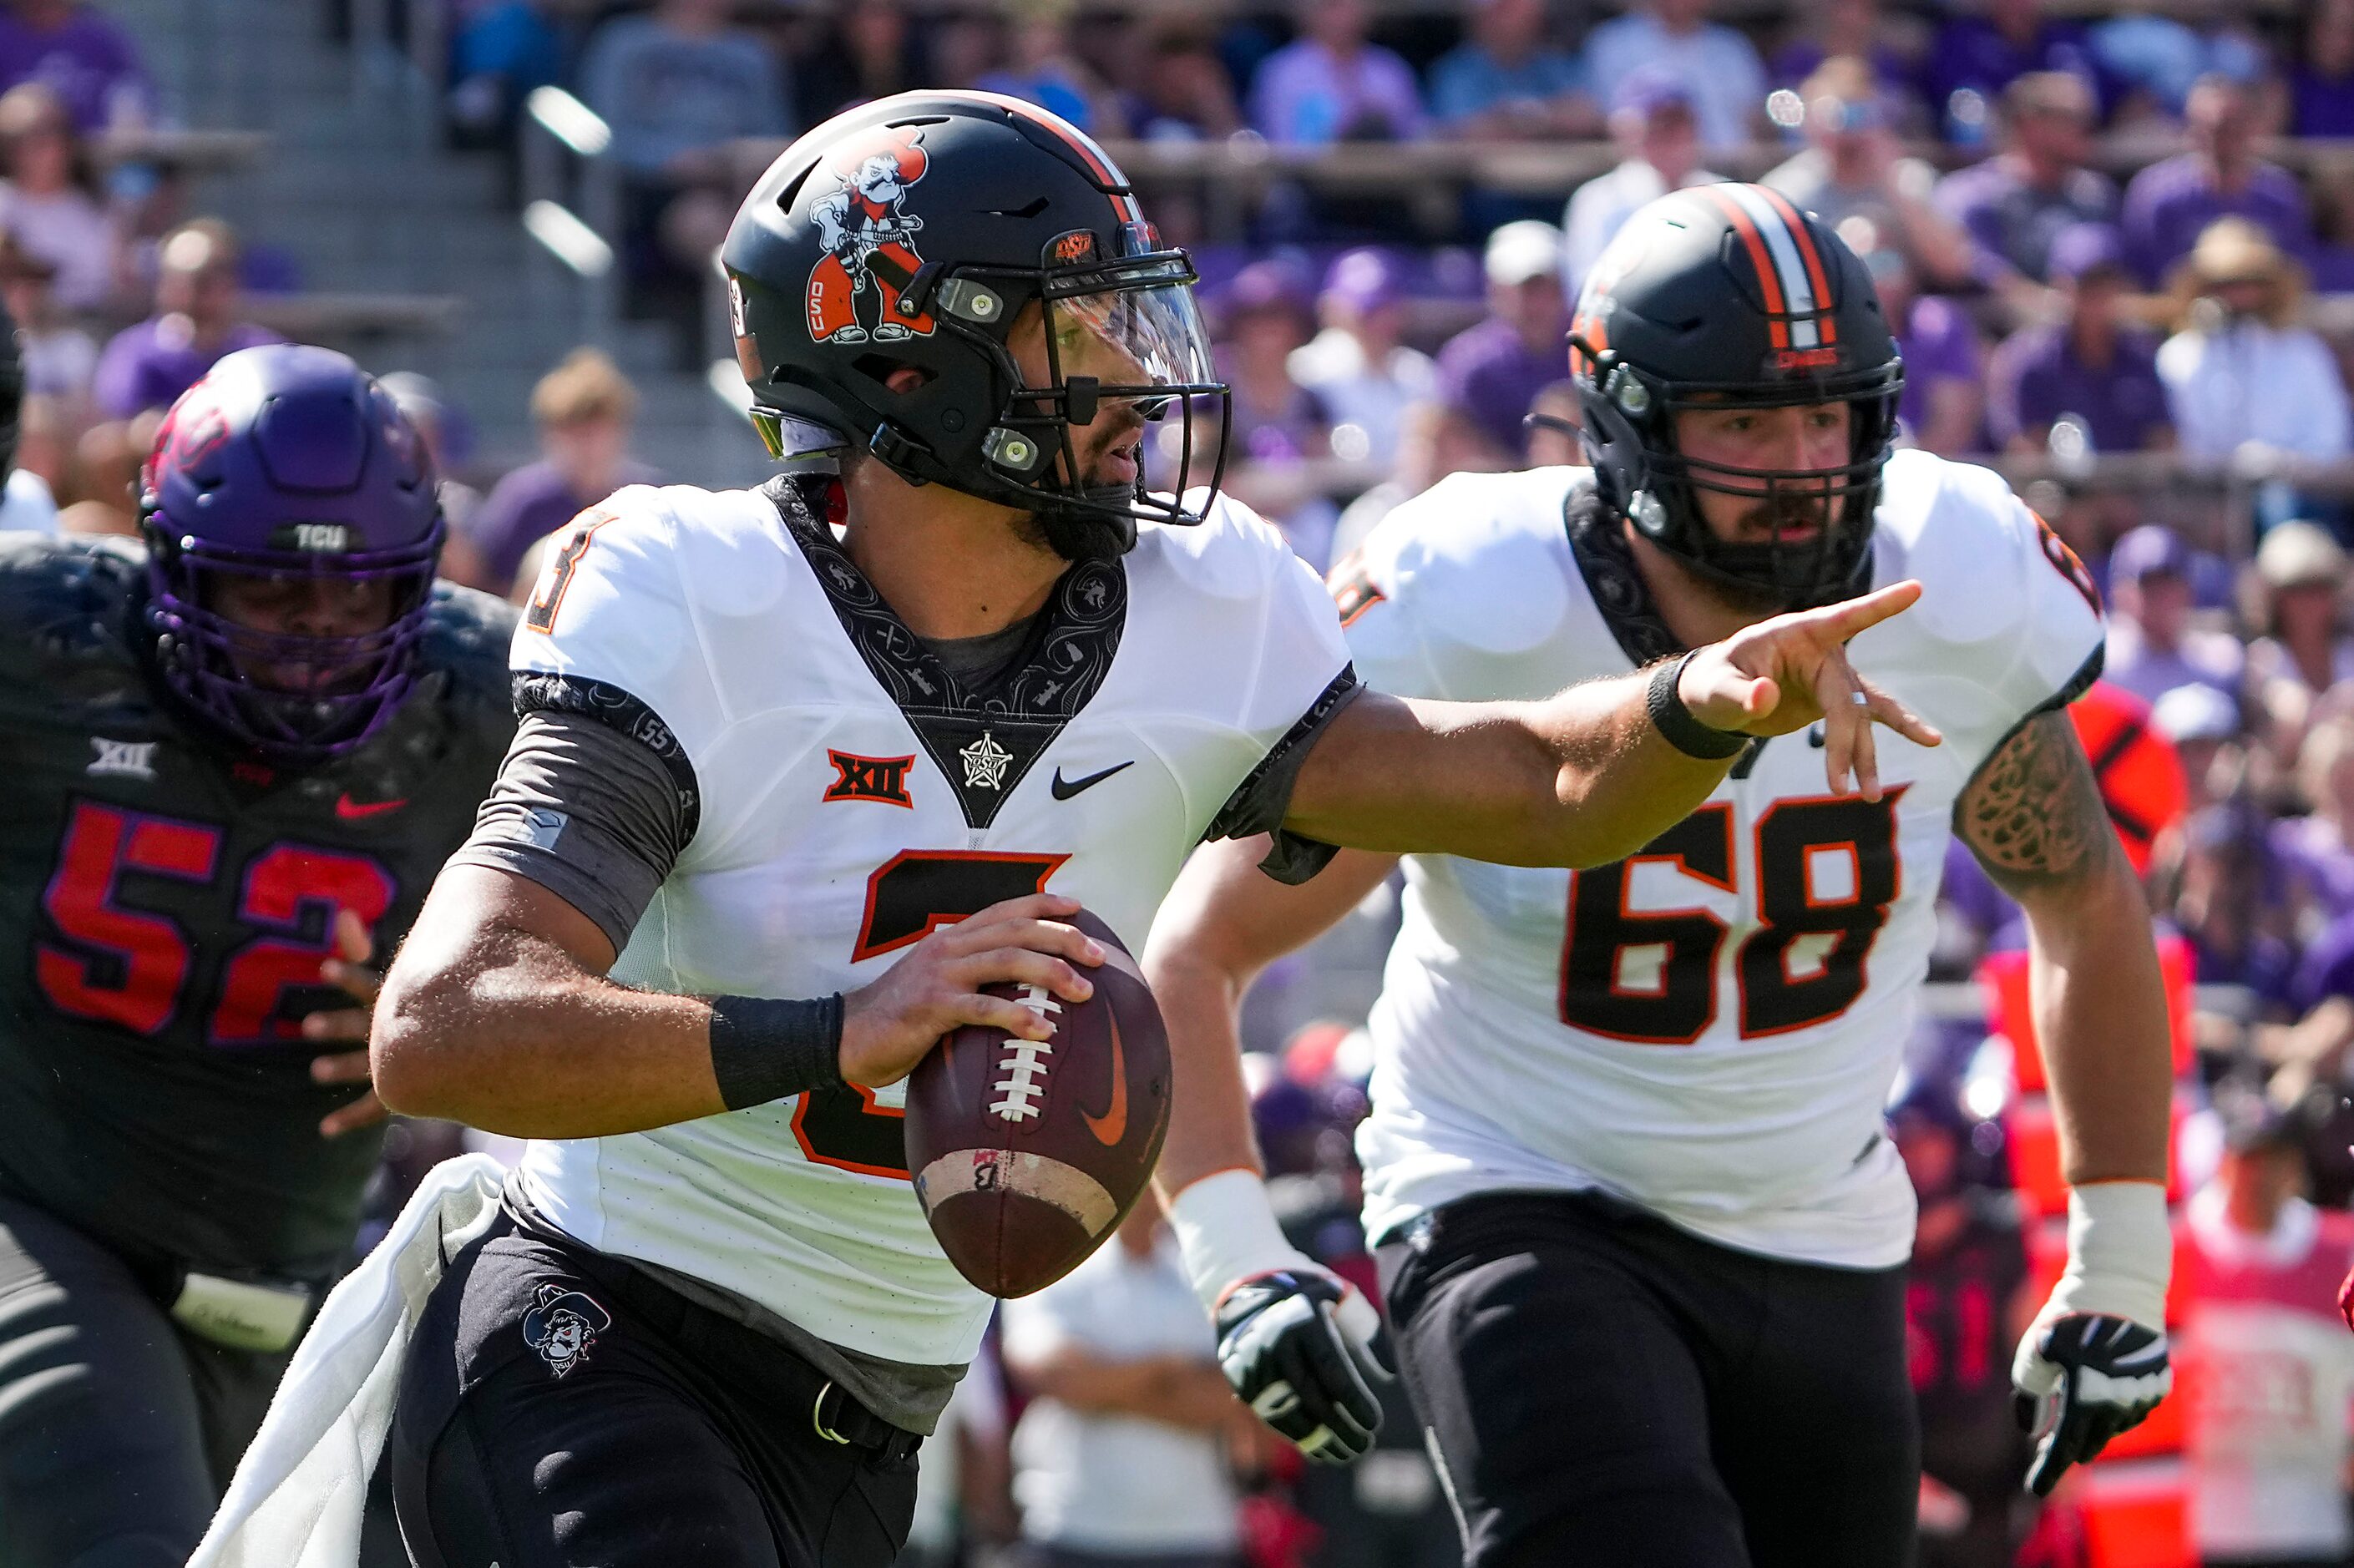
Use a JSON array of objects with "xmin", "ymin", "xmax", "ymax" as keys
[
  {"xmin": 1754, "ymin": 186, "xmax": 1838, "ymax": 346},
  {"xmin": 1699, "ymin": 185, "xmax": 1790, "ymax": 349}
]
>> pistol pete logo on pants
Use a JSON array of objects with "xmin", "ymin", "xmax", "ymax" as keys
[{"xmin": 522, "ymin": 1283, "xmax": 612, "ymax": 1378}]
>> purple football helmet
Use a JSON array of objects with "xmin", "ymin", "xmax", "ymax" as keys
[{"xmin": 140, "ymin": 344, "xmax": 444, "ymax": 765}]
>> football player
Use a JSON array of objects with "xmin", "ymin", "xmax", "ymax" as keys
[
  {"xmin": 366, "ymin": 100, "xmax": 1937, "ymax": 1568},
  {"xmin": 0, "ymin": 343, "xmax": 515, "ymax": 1564},
  {"xmin": 1145, "ymin": 186, "xmax": 2176, "ymax": 1567}
]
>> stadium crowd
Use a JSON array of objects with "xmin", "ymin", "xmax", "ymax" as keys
[{"xmin": 28, "ymin": 0, "xmax": 2354, "ymax": 1562}]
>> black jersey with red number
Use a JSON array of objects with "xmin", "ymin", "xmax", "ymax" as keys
[
  {"xmin": 1907, "ymin": 1191, "xmax": 2033, "ymax": 1496},
  {"xmin": 0, "ymin": 535, "xmax": 516, "ymax": 1279}
]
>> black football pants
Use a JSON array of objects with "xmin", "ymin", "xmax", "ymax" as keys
[
  {"xmin": 1379, "ymin": 1189, "xmax": 1919, "ymax": 1568},
  {"xmin": 387, "ymin": 1213, "xmax": 920, "ymax": 1568},
  {"xmin": 0, "ymin": 1193, "xmax": 287, "ymax": 1567}
]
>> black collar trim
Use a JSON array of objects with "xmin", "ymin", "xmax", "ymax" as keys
[
  {"xmin": 766, "ymin": 478, "xmax": 1127, "ymax": 830},
  {"xmin": 1564, "ymin": 485, "xmax": 1684, "ymax": 668}
]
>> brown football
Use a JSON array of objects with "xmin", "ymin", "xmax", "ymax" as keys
[{"xmin": 905, "ymin": 908, "xmax": 1172, "ymax": 1298}]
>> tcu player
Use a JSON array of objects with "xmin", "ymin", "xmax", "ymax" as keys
[
  {"xmin": 1147, "ymin": 187, "xmax": 2177, "ymax": 1566},
  {"xmin": 367, "ymin": 98, "xmax": 1931, "ymax": 1568},
  {"xmin": 0, "ymin": 345, "xmax": 514, "ymax": 1562}
]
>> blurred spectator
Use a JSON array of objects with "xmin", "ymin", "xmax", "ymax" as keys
[
  {"xmin": 1986, "ymin": 223, "xmax": 2171, "ymax": 457},
  {"xmin": 1933, "ymin": 73, "xmax": 2116, "ymax": 294},
  {"xmin": 1764, "ymin": 58, "xmax": 1973, "ymax": 289},
  {"xmin": 1579, "ymin": 0, "xmax": 1765, "ymax": 154},
  {"xmin": 2180, "ymin": 1096, "xmax": 2354, "ymax": 1568},
  {"xmin": 974, "ymin": 0, "xmax": 1124, "ymax": 137},
  {"xmin": 1895, "ymin": 1075, "xmax": 2033, "ymax": 1568},
  {"xmin": 1435, "ymin": 220, "xmax": 1567, "ymax": 464},
  {"xmin": 444, "ymin": 0, "xmax": 565, "ymax": 149},
  {"xmin": 2156, "ymin": 220, "xmax": 2351, "ymax": 485},
  {"xmin": 2121, "ymin": 75, "xmax": 2312, "ymax": 289},
  {"xmin": 1329, "ymin": 394, "xmax": 1511, "ymax": 564},
  {"xmin": 1916, "ymin": 0, "xmax": 2106, "ymax": 148},
  {"xmin": 792, "ymin": 0, "xmax": 923, "ymax": 125},
  {"xmin": 2292, "ymin": 0, "xmax": 2354, "ymax": 139},
  {"xmin": 1214, "ymin": 262, "xmax": 1335, "ymax": 567},
  {"xmin": 580, "ymin": 0, "xmax": 791, "ymax": 302},
  {"xmin": 1288, "ymin": 248, "xmax": 1434, "ymax": 465},
  {"xmin": 2087, "ymin": 4, "xmax": 2268, "ymax": 125},
  {"xmin": 1000, "ymin": 1195, "xmax": 1248, "ymax": 1568},
  {"xmin": 471, "ymin": 349, "xmax": 657, "ymax": 595},
  {"xmin": 0, "ymin": 0, "xmax": 149, "ymax": 133},
  {"xmin": 2246, "ymin": 524, "xmax": 2354, "ymax": 757},
  {"xmin": 1769, "ymin": 0, "xmax": 1926, "ymax": 115},
  {"xmin": 2153, "ymin": 681, "xmax": 2245, "ymax": 812},
  {"xmin": 1427, "ymin": 0, "xmax": 1594, "ymax": 141},
  {"xmin": 54, "ymin": 407, "xmax": 137, "ymax": 535},
  {"xmin": 1246, "ymin": 0, "xmax": 1424, "ymax": 146},
  {"xmin": 0, "ymin": 237, "xmax": 92, "ymax": 410},
  {"xmin": 1561, "ymin": 72, "xmax": 1724, "ymax": 299},
  {"xmin": 2104, "ymin": 524, "xmax": 2245, "ymax": 705},
  {"xmin": 2274, "ymin": 718, "xmax": 2354, "ymax": 934},
  {"xmin": 379, "ymin": 371, "xmax": 491, "ymax": 593},
  {"xmin": 2160, "ymin": 803, "xmax": 2294, "ymax": 999},
  {"xmin": 1123, "ymin": 23, "xmax": 1243, "ymax": 144},
  {"xmin": 91, "ymin": 220, "xmax": 277, "ymax": 420},
  {"xmin": 0, "ymin": 81, "xmax": 116, "ymax": 311},
  {"xmin": 1859, "ymin": 235, "xmax": 1982, "ymax": 458}
]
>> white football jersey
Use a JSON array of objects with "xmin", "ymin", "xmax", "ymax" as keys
[
  {"xmin": 507, "ymin": 483, "xmax": 1350, "ymax": 1367},
  {"xmin": 1342, "ymin": 450, "xmax": 2104, "ymax": 1268}
]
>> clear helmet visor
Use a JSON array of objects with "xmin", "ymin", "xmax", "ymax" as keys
[{"xmin": 1044, "ymin": 276, "xmax": 1218, "ymax": 397}]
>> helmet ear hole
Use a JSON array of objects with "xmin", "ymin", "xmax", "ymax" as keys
[{"xmin": 853, "ymin": 355, "xmax": 934, "ymax": 395}]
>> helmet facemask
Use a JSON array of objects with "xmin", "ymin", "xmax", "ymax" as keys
[
  {"xmin": 1578, "ymin": 352, "xmax": 1903, "ymax": 609},
  {"xmin": 144, "ymin": 522, "xmax": 443, "ymax": 765},
  {"xmin": 758, "ymin": 221, "xmax": 1230, "ymax": 558}
]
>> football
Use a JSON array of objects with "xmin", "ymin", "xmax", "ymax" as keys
[{"xmin": 905, "ymin": 908, "xmax": 1172, "ymax": 1297}]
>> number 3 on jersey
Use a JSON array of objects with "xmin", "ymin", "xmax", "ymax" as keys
[
  {"xmin": 792, "ymin": 848, "xmax": 1069, "ymax": 1180},
  {"xmin": 1561, "ymin": 792, "xmax": 1903, "ymax": 1044}
]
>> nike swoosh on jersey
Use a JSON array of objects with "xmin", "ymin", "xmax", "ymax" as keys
[
  {"xmin": 1083, "ymin": 1011, "xmax": 1128, "ymax": 1146},
  {"xmin": 334, "ymin": 793, "xmax": 408, "ymax": 820},
  {"xmin": 1050, "ymin": 761, "xmax": 1133, "ymax": 799}
]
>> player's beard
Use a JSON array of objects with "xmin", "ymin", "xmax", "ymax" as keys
[{"xmin": 1014, "ymin": 408, "xmax": 1149, "ymax": 563}]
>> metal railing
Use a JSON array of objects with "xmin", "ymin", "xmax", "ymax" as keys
[{"xmin": 520, "ymin": 87, "xmax": 620, "ymax": 350}]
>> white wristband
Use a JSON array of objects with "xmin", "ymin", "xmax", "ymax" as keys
[
  {"xmin": 2046, "ymin": 1181, "xmax": 2172, "ymax": 1329},
  {"xmin": 1167, "ymin": 1168, "xmax": 1310, "ymax": 1318}
]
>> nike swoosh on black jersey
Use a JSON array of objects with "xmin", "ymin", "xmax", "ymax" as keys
[{"xmin": 1050, "ymin": 761, "xmax": 1134, "ymax": 799}]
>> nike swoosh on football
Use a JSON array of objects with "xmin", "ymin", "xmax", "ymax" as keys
[
  {"xmin": 1050, "ymin": 761, "xmax": 1133, "ymax": 799},
  {"xmin": 334, "ymin": 793, "xmax": 408, "ymax": 820},
  {"xmin": 1083, "ymin": 1011, "xmax": 1128, "ymax": 1147}
]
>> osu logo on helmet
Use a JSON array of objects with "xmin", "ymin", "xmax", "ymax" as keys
[{"xmin": 805, "ymin": 125, "xmax": 934, "ymax": 346}]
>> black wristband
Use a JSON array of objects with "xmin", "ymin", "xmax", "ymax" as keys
[
  {"xmin": 708, "ymin": 993, "xmax": 845, "ymax": 1110},
  {"xmin": 1646, "ymin": 652, "xmax": 1751, "ymax": 760}
]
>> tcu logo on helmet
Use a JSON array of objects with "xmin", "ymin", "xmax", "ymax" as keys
[
  {"xmin": 521, "ymin": 1283, "xmax": 612, "ymax": 1378},
  {"xmin": 807, "ymin": 126, "xmax": 935, "ymax": 346}
]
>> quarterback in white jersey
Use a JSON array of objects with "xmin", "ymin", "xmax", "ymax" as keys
[
  {"xmin": 353, "ymin": 109, "xmax": 1936, "ymax": 1568},
  {"xmin": 1148, "ymin": 186, "xmax": 2178, "ymax": 1568}
]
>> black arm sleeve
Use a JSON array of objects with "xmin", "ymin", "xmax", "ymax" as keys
[
  {"xmin": 445, "ymin": 702, "xmax": 695, "ymax": 953},
  {"xmin": 1203, "ymin": 666, "xmax": 1364, "ymax": 885}
]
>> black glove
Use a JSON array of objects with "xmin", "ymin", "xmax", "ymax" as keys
[
  {"xmin": 1212, "ymin": 1269, "xmax": 1386, "ymax": 1464},
  {"xmin": 2013, "ymin": 1313, "xmax": 2172, "ymax": 1496}
]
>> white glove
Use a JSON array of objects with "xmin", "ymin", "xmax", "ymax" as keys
[
  {"xmin": 1167, "ymin": 1168, "xmax": 1387, "ymax": 1463},
  {"xmin": 2010, "ymin": 1181, "xmax": 2174, "ymax": 1495}
]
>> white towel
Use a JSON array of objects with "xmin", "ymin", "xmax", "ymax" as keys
[{"xmin": 188, "ymin": 1155, "xmax": 508, "ymax": 1568}]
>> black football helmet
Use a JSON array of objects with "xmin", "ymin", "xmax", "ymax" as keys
[
  {"xmin": 721, "ymin": 91, "xmax": 1227, "ymax": 553},
  {"xmin": 1569, "ymin": 184, "xmax": 1902, "ymax": 607}
]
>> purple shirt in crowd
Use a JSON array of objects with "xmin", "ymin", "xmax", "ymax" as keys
[
  {"xmin": 1985, "ymin": 321, "xmax": 2169, "ymax": 454},
  {"xmin": 0, "ymin": 8, "xmax": 149, "ymax": 130},
  {"xmin": 1934, "ymin": 158, "xmax": 2119, "ymax": 285},
  {"xmin": 1433, "ymin": 317, "xmax": 1557, "ymax": 462},
  {"xmin": 2119, "ymin": 154, "xmax": 2313, "ymax": 288},
  {"xmin": 1893, "ymin": 295, "xmax": 1981, "ymax": 442},
  {"xmin": 2289, "ymin": 908, "xmax": 2354, "ymax": 1015},
  {"xmin": 1246, "ymin": 39, "xmax": 1426, "ymax": 145},
  {"xmin": 93, "ymin": 317, "xmax": 280, "ymax": 419},
  {"xmin": 2272, "ymin": 816, "xmax": 2354, "ymax": 930},
  {"xmin": 1916, "ymin": 18, "xmax": 2108, "ymax": 134},
  {"xmin": 2294, "ymin": 70, "xmax": 2354, "ymax": 138},
  {"xmin": 471, "ymin": 458, "xmax": 662, "ymax": 593}
]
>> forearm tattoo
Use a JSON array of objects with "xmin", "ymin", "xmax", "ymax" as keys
[{"xmin": 1955, "ymin": 710, "xmax": 2117, "ymax": 894}]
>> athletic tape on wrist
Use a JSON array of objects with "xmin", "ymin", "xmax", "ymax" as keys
[
  {"xmin": 1167, "ymin": 1168, "xmax": 1382, "ymax": 1343},
  {"xmin": 707, "ymin": 993, "xmax": 845, "ymax": 1111},
  {"xmin": 2048, "ymin": 1181, "xmax": 2173, "ymax": 1329},
  {"xmin": 1647, "ymin": 652, "xmax": 1752, "ymax": 760}
]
